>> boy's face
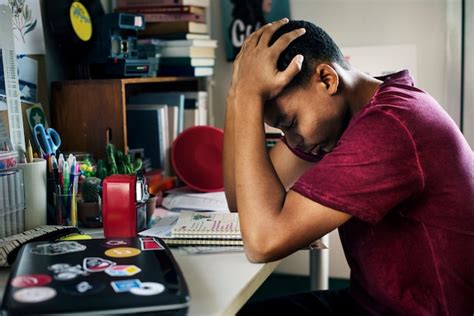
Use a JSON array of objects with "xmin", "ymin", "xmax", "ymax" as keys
[{"xmin": 264, "ymin": 83, "xmax": 348, "ymax": 155}]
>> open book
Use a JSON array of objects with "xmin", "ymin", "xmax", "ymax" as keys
[{"xmin": 161, "ymin": 211, "xmax": 242, "ymax": 246}]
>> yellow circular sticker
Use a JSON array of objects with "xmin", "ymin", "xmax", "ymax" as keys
[
  {"xmin": 69, "ymin": 2, "xmax": 92, "ymax": 42},
  {"xmin": 105, "ymin": 247, "xmax": 141, "ymax": 258}
]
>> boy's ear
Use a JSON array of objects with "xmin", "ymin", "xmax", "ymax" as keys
[{"xmin": 315, "ymin": 64, "xmax": 339, "ymax": 95}]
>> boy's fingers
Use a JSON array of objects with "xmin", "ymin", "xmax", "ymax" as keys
[
  {"xmin": 277, "ymin": 54, "xmax": 304, "ymax": 86},
  {"xmin": 271, "ymin": 28, "xmax": 306, "ymax": 55},
  {"xmin": 259, "ymin": 18, "xmax": 290, "ymax": 46},
  {"xmin": 243, "ymin": 21, "xmax": 274, "ymax": 48}
]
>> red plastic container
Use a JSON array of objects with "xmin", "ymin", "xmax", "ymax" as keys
[
  {"xmin": 102, "ymin": 174, "xmax": 146, "ymax": 237},
  {"xmin": 171, "ymin": 126, "xmax": 224, "ymax": 192}
]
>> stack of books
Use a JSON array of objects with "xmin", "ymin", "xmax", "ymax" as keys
[{"xmin": 115, "ymin": 0, "xmax": 216, "ymax": 77}]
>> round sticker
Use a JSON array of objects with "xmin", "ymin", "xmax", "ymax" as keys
[
  {"xmin": 13, "ymin": 287, "xmax": 56, "ymax": 303},
  {"xmin": 11, "ymin": 274, "xmax": 52, "ymax": 288},
  {"xmin": 130, "ymin": 282, "xmax": 165, "ymax": 296},
  {"xmin": 105, "ymin": 247, "xmax": 141, "ymax": 258},
  {"xmin": 69, "ymin": 2, "xmax": 92, "ymax": 42}
]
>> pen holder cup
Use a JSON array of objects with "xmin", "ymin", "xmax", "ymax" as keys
[
  {"xmin": 17, "ymin": 158, "xmax": 47, "ymax": 230},
  {"xmin": 53, "ymin": 192, "xmax": 78, "ymax": 227}
]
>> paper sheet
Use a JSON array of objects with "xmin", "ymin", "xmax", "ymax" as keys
[
  {"xmin": 139, "ymin": 208, "xmax": 179, "ymax": 238},
  {"xmin": 0, "ymin": 6, "xmax": 25, "ymax": 156},
  {"xmin": 162, "ymin": 189, "xmax": 229, "ymax": 212},
  {"xmin": 0, "ymin": 0, "xmax": 45, "ymax": 54}
]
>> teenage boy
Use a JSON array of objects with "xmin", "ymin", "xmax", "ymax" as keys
[{"xmin": 224, "ymin": 19, "xmax": 474, "ymax": 315}]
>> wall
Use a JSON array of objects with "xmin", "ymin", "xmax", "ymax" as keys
[
  {"xmin": 210, "ymin": 0, "xmax": 456, "ymax": 278},
  {"xmin": 211, "ymin": 0, "xmax": 455, "ymax": 129},
  {"xmin": 464, "ymin": 0, "xmax": 474, "ymax": 147}
]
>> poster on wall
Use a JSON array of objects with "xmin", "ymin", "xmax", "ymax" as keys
[
  {"xmin": 221, "ymin": 0, "xmax": 291, "ymax": 61},
  {"xmin": 0, "ymin": 0, "xmax": 45, "ymax": 54}
]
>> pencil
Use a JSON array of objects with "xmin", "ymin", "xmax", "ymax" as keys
[{"xmin": 26, "ymin": 140, "xmax": 34, "ymax": 163}]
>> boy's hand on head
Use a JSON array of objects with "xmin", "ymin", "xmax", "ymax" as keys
[{"xmin": 231, "ymin": 18, "xmax": 305, "ymax": 103}]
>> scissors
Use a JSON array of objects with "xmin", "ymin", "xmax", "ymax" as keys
[{"xmin": 33, "ymin": 123, "xmax": 61, "ymax": 157}]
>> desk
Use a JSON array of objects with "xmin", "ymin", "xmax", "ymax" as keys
[
  {"xmin": 174, "ymin": 251, "xmax": 280, "ymax": 315},
  {"xmin": 0, "ymin": 239, "xmax": 280, "ymax": 316}
]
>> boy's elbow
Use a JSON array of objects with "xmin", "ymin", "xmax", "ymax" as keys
[{"xmin": 243, "ymin": 234, "xmax": 282, "ymax": 263}]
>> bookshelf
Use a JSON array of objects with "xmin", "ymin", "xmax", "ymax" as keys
[{"xmin": 51, "ymin": 77, "xmax": 207, "ymax": 160}]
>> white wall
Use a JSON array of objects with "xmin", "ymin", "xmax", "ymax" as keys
[
  {"xmin": 210, "ymin": 0, "xmax": 459, "ymax": 278},
  {"xmin": 211, "ymin": 0, "xmax": 456, "ymax": 128},
  {"xmin": 464, "ymin": 0, "xmax": 474, "ymax": 147}
]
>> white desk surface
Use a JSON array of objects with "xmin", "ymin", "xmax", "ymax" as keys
[
  {"xmin": 0, "ymin": 238, "xmax": 280, "ymax": 316},
  {"xmin": 172, "ymin": 250, "xmax": 280, "ymax": 316}
]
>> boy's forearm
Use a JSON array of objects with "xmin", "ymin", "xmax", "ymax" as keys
[{"xmin": 233, "ymin": 93, "xmax": 287, "ymax": 247}]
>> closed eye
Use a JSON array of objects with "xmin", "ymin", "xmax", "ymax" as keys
[{"xmin": 282, "ymin": 119, "xmax": 296, "ymax": 130}]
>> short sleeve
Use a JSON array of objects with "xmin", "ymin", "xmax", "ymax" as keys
[
  {"xmin": 281, "ymin": 137, "xmax": 325, "ymax": 163},
  {"xmin": 291, "ymin": 109, "xmax": 424, "ymax": 224}
]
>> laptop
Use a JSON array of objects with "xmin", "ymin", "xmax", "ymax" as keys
[{"xmin": 1, "ymin": 237, "xmax": 190, "ymax": 315}]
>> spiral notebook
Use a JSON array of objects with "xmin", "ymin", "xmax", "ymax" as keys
[{"xmin": 162, "ymin": 211, "xmax": 243, "ymax": 246}]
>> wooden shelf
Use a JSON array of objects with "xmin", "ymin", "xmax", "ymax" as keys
[{"xmin": 51, "ymin": 76, "xmax": 201, "ymax": 160}]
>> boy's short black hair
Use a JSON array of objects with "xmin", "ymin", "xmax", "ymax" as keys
[{"xmin": 269, "ymin": 20, "xmax": 349, "ymax": 90}]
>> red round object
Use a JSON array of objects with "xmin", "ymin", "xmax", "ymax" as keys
[
  {"xmin": 11, "ymin": 274, "xmax": 52, "ymax": 287},
  {"xmin": 172, "ymin": 126, "xmax": 224, "ymax": 192}
]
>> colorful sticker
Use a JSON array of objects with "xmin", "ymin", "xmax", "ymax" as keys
[
  {"xmin": 83, "ymin": 257, "xmax": 116, "ymax": 273},
  {"xmin": 63, "ymin": 280, "xmax": 105, "ymax": 296},
  {"xmin": 13, "ymin": 287, "xmax": 56, "ymax": 303},
  {"xmin": 11, "ymin": 274, "xmax": 52, "ymax": 288},
  {"xmin": 48, "ymin": 263, "xmax": 88, "ymax": 281},
  {"xmin": 139, "ymin": 237, "xmax": 164, "ymax": 251},
  {"xmin": 31, "ymin": 241, "xmax": 86, "ymax": 256},
  {"xmin": 103, "ymin": 240, "xmax": 129, "ymax": 247},
  {"xmin": 110, "ymin": 279, "xmax": 142, "ymax": 293},
  {"xmin": 105, "ymin": 247, "xmax": 141, "ymax": 258},
  {"xmin": 69, "ymin": 1, "xmax": 92, "ymax": 41},
  {"xmin": 130, "ymin": 282, "xmax": 165, "ymax": 296},
  {"xmin": 55, "ymin": 272, "xmax": 78, "ymax": 281},
  {"xmin": 48, "ymin": 263, "xmax": 71, "ymax": 272},
  {"xmin": 105, "ymin": 265, "xmax": 142, "ymax": 277}
]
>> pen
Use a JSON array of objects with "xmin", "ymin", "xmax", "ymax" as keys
[
  {"xmin": 71, "ymin": 163, "xmax": 80, "ymax": 226},
  {"xmin": 51, "ymin": 155, "xmax": 58, "ymax": 184},
  {"xmin": 62, "ymin": 159, "xmax": 70, "ymax": 224}
]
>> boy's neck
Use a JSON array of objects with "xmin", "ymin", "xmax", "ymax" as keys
[{"xmin": 344, "ymin": 68, "xmax": 383, "ymax": 116}]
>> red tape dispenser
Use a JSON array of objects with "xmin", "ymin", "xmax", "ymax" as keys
[{"xmin": 102, "ymin": 173, "xmax": 149, "ymax": 238}]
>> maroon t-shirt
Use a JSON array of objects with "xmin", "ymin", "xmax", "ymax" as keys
[{"xmin": 287, "ymin": 70, "xmax": 474, "ymax": 315}]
